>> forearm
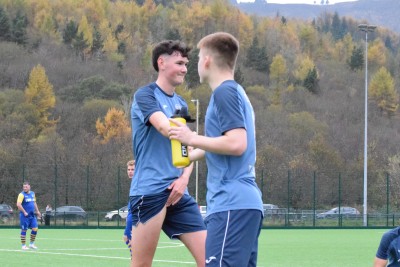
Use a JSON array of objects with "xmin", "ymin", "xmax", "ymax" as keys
[
  {"xmin": 17, "ymin": 203, "xmax": 26, "ymax": 214},
  {"xmin": 34, "ymin": 203, "xmax": 40, "ymax": 214},
  {"xmin": 189, "ymin": 148, "xmax": 205, "ymax": 162},
  {"xmin": 189, "ymin": 130, "xmax": 247, "ymax": 156},
  {"xmin": 373, "ymin": 257, "xmax": 387, "ymax": 267},
  {"xmin": 180, "ymin": 162, "xmax": 194, "ymax": 183}
]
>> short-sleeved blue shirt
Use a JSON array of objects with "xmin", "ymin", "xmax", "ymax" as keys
[
  {"xmin": 204, "ymin": 80, "xmax": 263, "ymax": 216},
  {"xmin": 130, "ymin": 83, "xmax": 189, "ymax": 196},
  {"xmin": 376, "ymin": 227, "xmax": 400, "ymax": 266}
]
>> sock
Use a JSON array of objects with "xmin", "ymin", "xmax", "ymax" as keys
[
  {"xmin": 30, "ymin": 230, "xmax": 37, "ymax": 244},
  {"xmin": 126, "ymin": 239, "xmax": 132, "ymax": 257},
  {"xmin": 21, "ymin": 231, "xmax": 27, "ymax": 246}
]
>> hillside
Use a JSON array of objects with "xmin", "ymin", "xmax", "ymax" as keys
[{"xmin": 232, "ymin": 0, "xmax": 400, "ymax": 33}]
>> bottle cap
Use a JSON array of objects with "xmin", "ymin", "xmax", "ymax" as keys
[{"xmin": 171, "ymin": 107, "xmax": 195, "ymax": 122}]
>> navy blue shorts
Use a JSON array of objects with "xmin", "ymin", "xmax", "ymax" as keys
[
  {"xmin": 129, "ymin": 189, "xmax": 206, "ymax": 239},
  {"xmin": 204, "ymin": 209, "xmax": 263, "ymax": 267},
  {"xmin": 20, "ymin": 214, "xmax": 38, "ymax": 230},
  {"xmin": 124, "ymin": 213, "xmax": 133, "ymax": 239}
]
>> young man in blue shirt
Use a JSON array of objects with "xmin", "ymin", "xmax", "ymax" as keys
[
  {"xmin": 169, "ymin": 32, "xmax": 264, "ymax": 266},
  {"xmin": 16, "ymin": 181, "xmax": 41, "ymax": 250},
  {"xmin": 129, "ymin": 40, "xmax": 206, "ymax": 267},
  {"xmin": 374, "ymin": 226, "xmax": 400, "ymax": 267},
  {"xmin": 123, "ymin": 160, "xmax": 135, "ymax": 258}
]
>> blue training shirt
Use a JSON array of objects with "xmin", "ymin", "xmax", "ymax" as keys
[
  {"xmin": 204, "ymin": 80, "xmax": 263, "ymax": 216},
  {"xmin": 130, "ymin": 82, "xmax": 188, "ymax": 196},
  {"xmin": 376, "ymin": 226, "xmax": 400, "ymax": 266}
]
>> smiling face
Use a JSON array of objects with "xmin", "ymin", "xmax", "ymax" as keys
[{"xmin": 159, "ymin": 51, "xmax": 189, "ymax": 87}]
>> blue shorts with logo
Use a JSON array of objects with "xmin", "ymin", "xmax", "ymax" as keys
[
  {"xmin": 129, "ymin": 189, "xmax": 206, "ymax": 239},
  {"xmin": 204, "ymin": 209, "xmax": 263, "ymax": 267},
  {"xmin": 20, "ymin": 213, "xmax": 38, "ymax": 230},
  {"xmin": 124, "ymin": 213, "xmax": 133, "ymax": 239}
]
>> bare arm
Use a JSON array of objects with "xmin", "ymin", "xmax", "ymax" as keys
[
  {"xmin": 373, "ymin": 257, "xmax": 387, "ymax": 267},
  {"xmin": 34, "ymin": 202, "xmax": 41, "ymax": 219},
  {"xmin": 16, "ymin": 201, "xmax": 28, "ymax": 216},
  {"xmin": 169, "ymin": 118, "xmax": 247, "ymax": 156},
  {"xmin": 149, "ymin": 111, "xmax": 171, "ymax": 137},
  {"xmin": 189, "ymin": 148, "xmax": 206, "ymax": 162}
]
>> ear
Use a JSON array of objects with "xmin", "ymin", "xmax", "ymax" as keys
[
  {"xmin": 204, "ymin": 55, "xmax": 211, "ymax": 69},
  {"xmin": 158, "ymin": 56, "xmax": 165, "ymax": 71}
]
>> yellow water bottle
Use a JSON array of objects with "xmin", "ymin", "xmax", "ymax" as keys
[{"xmin": 170, "ymin": 117, "xmax": 190, "ymax": 168}]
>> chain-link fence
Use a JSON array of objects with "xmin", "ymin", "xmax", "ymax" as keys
[{"xmin": 1, "ymin": 163, "xmax": 399, "ymax": 228}]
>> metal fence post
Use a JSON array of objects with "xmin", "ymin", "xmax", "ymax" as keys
[
  {"xmin": 338, "ymin": 173, "xmax": 342, "ymax": 227},
  {"xmin": 86, "ymin": 165, "xmax": 89, "ymax": 210},
  {"xmin": 313, "ymin": 171, "xmax": 316, "ymax": 227},
  {"xmin": 386, "ymin": 172, "xmax": 389, "ymax": 227}
]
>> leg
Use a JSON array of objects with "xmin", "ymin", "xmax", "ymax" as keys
[
  {"xmin": 29, "ymin": 227, "xmax": 38, "ymax": 249},
  {"xmin": 130, "ymin": 207, "xmax": 166, "ymax": 267},
  {"xmin": 162, "ymin": 195, "xmax": 207, "ymax": 267},
  {"xmin": 180, "ymin": 230, "xmax": 207, "ymax": 267},
  {"xmin": 20, "ymin": 230, "xmax": 27, "ymax": 247}
]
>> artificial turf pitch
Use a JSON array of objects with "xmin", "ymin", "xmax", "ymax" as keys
[{"xmin": 0, "ymin": 228, "xmax": 384, "ymax": 266}]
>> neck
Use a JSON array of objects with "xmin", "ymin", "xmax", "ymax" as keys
[
  {"xmin": 155, "ymin": 78, "xmax": 175, "ymax": 95},
  {"xmin": 208, "ymin": 71, "xmax": 234, "ymax": 91}
]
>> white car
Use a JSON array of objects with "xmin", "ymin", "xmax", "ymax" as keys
[
  {"xmin": 105, "ymin": 206, "xmax": 129, "ymax": 221},
  {"xmin": 199, "ymin": 205, "xmax": 207, "ymax": 219}
]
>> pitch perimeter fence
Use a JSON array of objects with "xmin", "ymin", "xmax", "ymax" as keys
[{"xmin": 1, "ymin": 163, "xmax": 399, "ymax": 228}]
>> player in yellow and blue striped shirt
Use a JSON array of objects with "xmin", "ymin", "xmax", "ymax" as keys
[{"xmin": 16, "ymin": 181, "xmax": 41, "ymax": 250}]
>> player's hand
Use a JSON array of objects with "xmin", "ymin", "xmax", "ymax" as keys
[
  {"xmin": 23, "ymin": 212, "xmax": 28, "ymax": 217},
  {"xmin": 168, "ymin": 119, "xmax": 196, "ymax": 146},
  {"xmin": 166, "ymin": 177, "xmax": 187, "ymax": 206}
]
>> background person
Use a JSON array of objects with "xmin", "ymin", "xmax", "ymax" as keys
[
  {"xmin": 16, "ymin": 181, "xmax": 41, "ymax": 250},
  {"xmin": 168, "ymin": 32, "xmax": 263, "ymax": 266},
  {"xmin": 124, "ymin": 160, "xmax": 135, "ymax": 258},
  {"xmin": 129, "ymin": 40, "xmax": 206, "ymax": 267}
]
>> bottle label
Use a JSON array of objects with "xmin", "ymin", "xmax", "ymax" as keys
[{"xmin": 181, "ymin": 145, "xmax": 188, "ymax": 157}]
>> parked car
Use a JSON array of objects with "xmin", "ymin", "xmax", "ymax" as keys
[
  {"xmin": 0, "ymin": 204, "xmax": 14, "ymax": 222},
  {"xmin": 199, "ymin": 205, "xmax": 207, "ymax": 219},
  {"xmin": 105, "ymin": 206, "xmax": 129, "ymax": 221},
  {"xmin": 44, "ymin": 206, "xmax": 87, "ymax": 220},
  {"xmin": 316, "ymin": 207, "xmax": 360, "ymax": 219},
  {"xmin": 263, "ymin": 203, "xmax": 279, "ymax": 215}
]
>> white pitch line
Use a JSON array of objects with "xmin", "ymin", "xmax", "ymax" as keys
[{"xmin": 0, "ymin": 249, "xmax": 195, "ymax": 264}]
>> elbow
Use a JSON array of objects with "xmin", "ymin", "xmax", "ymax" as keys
[{"xmin": 230, "ymin": 142, "xmax": 247, "ymax": 156}]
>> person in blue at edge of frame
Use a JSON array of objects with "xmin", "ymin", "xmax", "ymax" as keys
[
  {"xmin": 129, "ymin": 40, "xmax": 206, "ymax": 267},
  {"xmin": 374, "ymin": 226, "xmax": 400, "ymax": 267},
  {"xmin": 16, "ymin": 181, "xmax": 41, "ymax": 250},
  {"xmin": 123, "ymin": 160, "xmax": 135, "ymax": 258},
  {"xmin": 168, "ymin": 32, "xmax": 264, "ymax": 267}
]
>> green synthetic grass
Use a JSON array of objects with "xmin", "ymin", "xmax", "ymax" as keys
[{"xmin": 0, "ymin": 228, "xmax": 385, "ymax": 266}]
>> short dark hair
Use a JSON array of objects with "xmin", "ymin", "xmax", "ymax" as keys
[{"xmin": 152, "ymin": 40, "xmax": 191, "ymax": 72}]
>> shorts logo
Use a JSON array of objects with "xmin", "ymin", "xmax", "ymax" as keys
[{"xmin": 206, "ymin": 256, "xmax": 217, "ymax": 264}]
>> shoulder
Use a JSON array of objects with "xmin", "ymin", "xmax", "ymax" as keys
[
  {"xmin": 135, "ymin": 84, "xmax": 155, "ymax": 98},
  {"xmin": 381, "ymin": 228, "xmax": 400, "ymax": 243}
]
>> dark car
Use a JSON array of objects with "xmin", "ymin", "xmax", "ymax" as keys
[
  {"xmin": 316, "ymin": 207, "xmax": 360, "ymax": 219},
  {"xmin": 0, "ymin": 204, "xmax": 14, "ymax": 222},
  {"xmin": 44, "ymin": 206, "xmax": 87, "ymax": 221}
]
